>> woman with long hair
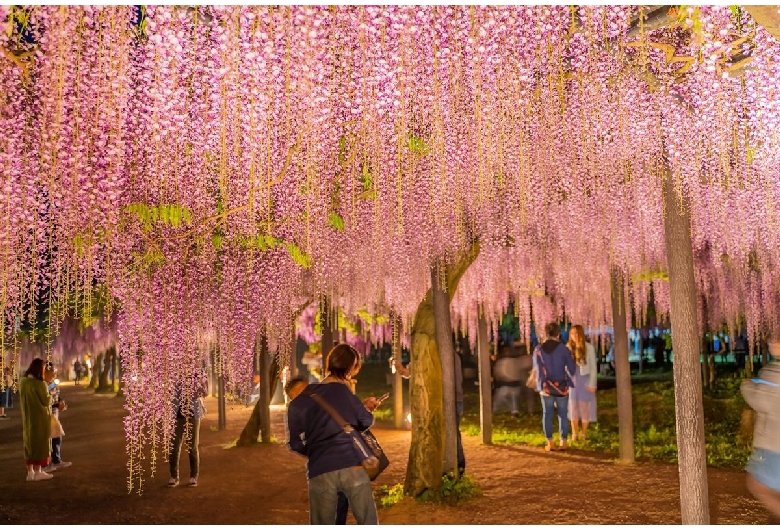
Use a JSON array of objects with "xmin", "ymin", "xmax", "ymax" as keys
[
  {"xmin": 566, "ymin": 325, "xmax": 598, "ymax": 442},
  {"xmin": 19, "ymin": 358, "xmax": 53, "ymax": 481}
]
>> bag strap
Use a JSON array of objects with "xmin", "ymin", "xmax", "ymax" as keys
[{"xmin": 304, "ymin": 388, "xmax": 355, "ymax": 434}]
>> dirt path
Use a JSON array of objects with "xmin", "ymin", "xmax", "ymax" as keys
[{"xmin": 0, "ymin": 382, "xmax": 770, "ymax": 524}]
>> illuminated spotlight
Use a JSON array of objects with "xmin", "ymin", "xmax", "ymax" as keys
[
  {"xmin": 406, "ymin": 412, "xmax": 412, "ymax": 424},
  {"xmin": 54, "ymin": 379, "xmax": 60, "ymax": 385}
]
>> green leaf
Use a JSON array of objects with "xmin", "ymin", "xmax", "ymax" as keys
[
  {"xmin": 284, "ymin": 242, "xmax": 312, "ymax": 269},
  {"xmin": 328, "ymin": 211, "xmax": 345, "ymax": 231},
  {"xmin": 211, "ymin": 234, "xmax": 222, "ymax": 250},
  {"xmin": 407, "ymin": 133, "xmax": 429, "ymax": 155}
]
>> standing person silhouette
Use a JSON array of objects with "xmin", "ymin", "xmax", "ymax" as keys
[
  {"xmin": 19, "ymin": 358, "xmax": 53, "ymax": 481},
  {"xmin": 532, "ymin": 322, "xmax": 577, "ymax": 451}
]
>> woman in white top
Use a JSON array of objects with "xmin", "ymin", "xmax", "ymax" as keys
[{"xmin": 566, "ymin": 325, "xmax": 598, "ymax": 442}]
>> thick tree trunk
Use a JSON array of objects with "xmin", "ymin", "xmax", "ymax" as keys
[
  {"xmin": 477, "ymin": 309, "xmax": 492, "ymax": 445},
  {"xmin": 404, "ymin": 242, "xmax": 479, "ymax": 497},
  {"xmin": 321, "ymin": 297, "xmax": 334, "ymax": 357},
  {"xmin": 97, "ymin": 346, "xmax": 116, "ymax": 393},
  {"xmin": 662, "ymin": 163, "xmax": 710, "ymax": 525},
  {"xmin": 611, "ymin": 267, "xmax": 634, "ymax": 463},
  {"xmin": 237, "ymin": 333, "xmax": 273, "ymax": 446},
  {"xmin": 431, "ymin": 262, "xmax": 458, "ymax": 476},
  {"xmin": 403, "ymin": 290, "xmax": 444, "ymax": 497},
  {"xmin": 392, "ymin": 313, "xmax": 404, "ymax": 430}
]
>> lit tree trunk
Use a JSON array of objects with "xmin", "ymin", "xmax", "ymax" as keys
[
  {"xmin": 289, "ymin": 316, "xmax": 299, "ymax": 378},
  {"xmin": 432, "ymin": 262, "xmax": 458, "ymax": 476},
  {"xmin": 237, "ymin": 332, "xmax": 273, "ymax": 446},
  {"xmin": 662, "ymin": 162, "xmax": 710, "ymax": 525},
  {"xmin": 392, "ymin": 313, "xmax": 404, "ymax": 430},
  {"xmin": 404, "ymin": 242, "xmax": 479, "ymax": 497},
  {"xmin": 611, "ymin": 267, "xmax": 634, "ymax": 463},
  {"xmin": 477, "ymin": 307, "xmax": 492, "ymax": 445}
]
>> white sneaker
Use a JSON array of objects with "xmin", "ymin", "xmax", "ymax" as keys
[
  {"xmin": 42, "ymin": 465, "xmax": 55, "ymax": 473},
  {"xmin": 188, "ymin": 477, "xmax": 198, "ymax": 487},
  {"xmin": 54, "ymin": 461, "xmax": 72, "ymax": 469},
  {"xmin": 168, "ymin": 477, "xmax": 179, "ymax": 487},
  {"xmin": 34, "ymin": 471, "xmax": 53, "ymax": 481}
]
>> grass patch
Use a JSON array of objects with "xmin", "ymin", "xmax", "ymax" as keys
[
  {"xmin": 376, "ymin": 475, "xmax": 482, "ymax": 508},
  {"xmin": 417, "ymin": 473, "xmax": 482, "ymax": 505},
  {"xmin": 461, "ymin": 379, "xmax": 752, "ymax": 469}
]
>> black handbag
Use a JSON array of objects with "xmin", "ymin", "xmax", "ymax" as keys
[{"xmin": 307, "ymin": 391, "xmax": 390, "ymax": 481}]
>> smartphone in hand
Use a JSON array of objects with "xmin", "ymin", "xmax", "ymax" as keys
[{"xmin": 375, "ymin": 392, "xmax": 390, "ymax": 405}]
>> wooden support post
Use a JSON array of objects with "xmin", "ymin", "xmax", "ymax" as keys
[
  {"xmin": 662, "ymin": 158, "xmax": 710, "ymax": 525},
  {"xmin": 611, "ymin": 267, "xmax": 634, "ymax": 463},
  {"xmin": 477, "ymin": 308, "xmax": 492, "ymax": 445},
  {"xmin": 257, "ymin": 333, "xmax": 271, "ymax": 443},
  {"xmin": 392, "ymin": 313, "xmax": 404, "ymax": 429}
]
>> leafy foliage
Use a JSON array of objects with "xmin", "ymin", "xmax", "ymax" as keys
[
  {"xmin": 375, "ymin": 483, "xmax": 405, "ymax": 508},
  {"xmin": 125, "ymin": 202, "xmax": 193, "ymax": 232}
]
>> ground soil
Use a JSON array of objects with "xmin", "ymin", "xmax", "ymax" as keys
[{"xmin": 0, "ymin": 382, "xmax": 771, "ymax": 525}]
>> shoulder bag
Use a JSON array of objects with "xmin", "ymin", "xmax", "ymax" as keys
[{"xmin": 306, "ymin": 390, "xmax": 390, "ymax": 481}]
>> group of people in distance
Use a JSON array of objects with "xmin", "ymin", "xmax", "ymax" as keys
[{"xmin": 531, "ymin": 321, "xmax": 598, "ymax": 452}]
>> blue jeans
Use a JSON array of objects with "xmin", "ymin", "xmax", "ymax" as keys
[
  {"xmin": 308, "ymin": 467, "xmax": 378, "ymax": 525},
  {"xmin": 540, "ymin": 394, "xmax": 569, "ymax": 440},
  {"xmin": 51, "ymin": 436, "xmax": 62, "ymax": 464}
]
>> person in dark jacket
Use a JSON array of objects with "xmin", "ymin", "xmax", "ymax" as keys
[
  {"xmin": 532, "ymin": 322, "xmax": 577, "ymax": 451},
  {"xmin": 287, "ymin": 344, "xmax": 379, "ymax": 525}
]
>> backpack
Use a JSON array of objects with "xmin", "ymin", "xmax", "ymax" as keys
[{"xmin": 534, "ymin": 345, "xmax": 569, "ymax": 397}]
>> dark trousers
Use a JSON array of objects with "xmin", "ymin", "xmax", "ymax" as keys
[
  {"xmin": 51, "ymin": 436, "xmax": 62, "ymax": 464},
  {"xmin": 169, "ymin": 416, "xmax": 200, "ymax": 479},
  {"xmin": 335, "ymin": 492, "xmax": 349, "ymax": 524}
]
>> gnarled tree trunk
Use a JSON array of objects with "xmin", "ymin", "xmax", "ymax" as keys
[
  {"xmin": 404, "ymin": 242, "xmax": 479, "ymax": 497},
  {"xmin": 431, "ymin": 262, "xmax": 458, "ymax": 476},
  {"xmin": 236, "ymin": 333, "xmax": 278, "ymax": 446}
]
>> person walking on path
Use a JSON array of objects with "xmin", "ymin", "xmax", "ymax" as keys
[
  {"xmin": 532, "ymin": 322, "xmax": 577, "ymax": 452},
  {"xmin": 287, "ymin": 343, "xmax": 380, "ymax": 525},
  {"xmin": 19, "ymin": 358, "xmax": 53, "ymax": 481},
  {"xmin": 168, "ymin": 368, "xmax": 208, "ymax": 487},
  {"xmin": 742, "ymin": 356, "xmax": 780, "ymax": 521},
  {"xmin": 73, "ymin": 359, "xmax": 83, "ymax": 385},
  {"xmin": 566, "ymin": 325, "xmax": 598, "ymax": 442}
]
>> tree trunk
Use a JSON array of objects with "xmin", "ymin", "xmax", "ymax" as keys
[
  {"xmin": 404, "ymin": 242, "xmax": 479, "ymax": 497},
  {"xmin": 477, "ymin": 308, "xmax": 492, "ymax": 445},
  {"xmin": 237, "ymin": 333, "xmax": 273, "ymax": 446},
  {"xmin": 321, "ymin": 297, "xmax": 334, "ymax": 357},
  {"xmin": 217, "ymin": 371, "xmax": 226, "ymax": 431},
  {"xmin": 431, "ymin": 262, "xmax": 458, "ymax": 476},
  {"xmin": 90, "ymin": 353, "xmax": 103, "ymax": 389},
  {"xmin": 97, "ymin": 347, "xmax": 116, "ymax": 393},
  {"xmin": 611, "ymin": 267, "xmax": 634, "ymax": 463},
  {"xmin": 662, "ymin": 163, "xmax": 710, "ymax": 525},
  {"xmin": 392, "ymin": 313, "xmax": 404, "ymax": 430}
]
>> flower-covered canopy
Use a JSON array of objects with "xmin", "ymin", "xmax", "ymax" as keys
[{"xmin": 2, "ymin": 5, "xmax": 780, "ymax": 487}]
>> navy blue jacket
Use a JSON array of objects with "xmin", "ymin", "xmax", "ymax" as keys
[
  {"xmin": 533, "ymin": 339, "xmax": 577, "ymax": 392},
  {"xmin": 287, "ymin": 381, "xmax": 374, "ymax": 480}
]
